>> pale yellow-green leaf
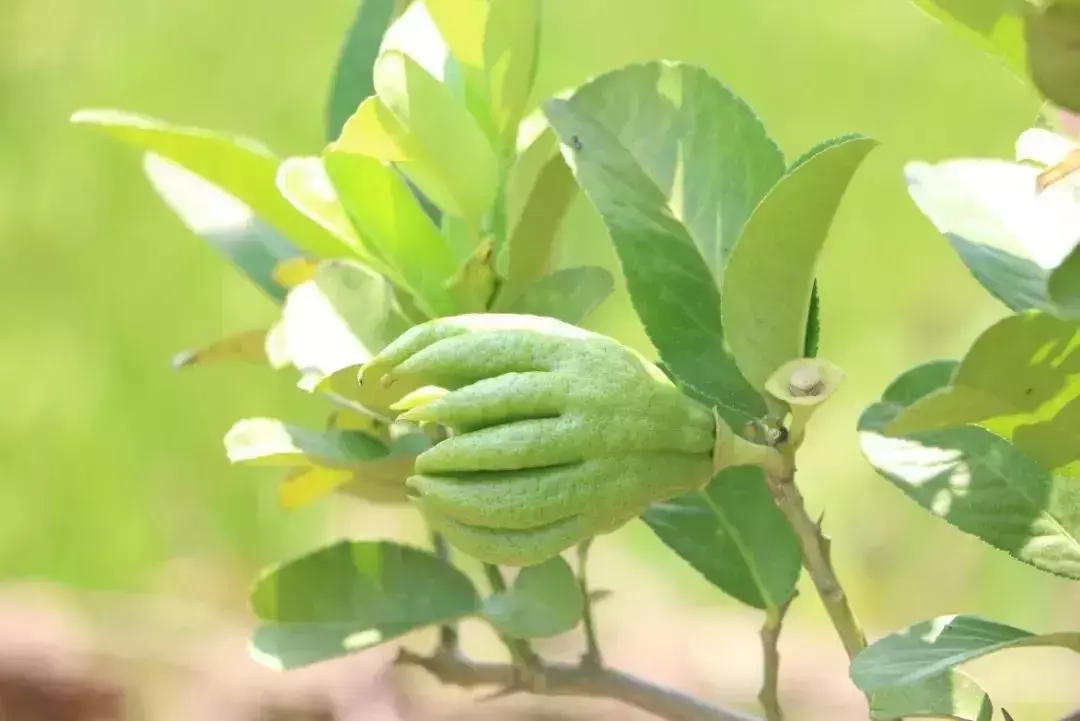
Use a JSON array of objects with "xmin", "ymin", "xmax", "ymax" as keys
[
  {"xmin": 330, "ymin": 96, "xmax": 411, "ymax": 161},
  {"xmin": 484, "ymin": 0, "xmax": 540, "ymax": 143},
  {"xmin": 271, "ymin": 258, "xmax": 320, "ymax": 289},
  {"xmin": 171, "ymin": 329, "xmax": 268, "ymax": 369},
  {"xmin": 424, "ymin": 0, "xmax": 489, "ymax": 67},
  {"xmin": 374, "ymin": 50, "xmax": 500, "ymax": 223}
]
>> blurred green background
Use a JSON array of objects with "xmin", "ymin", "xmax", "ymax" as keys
[{"xmin": 2, "ymin": 0, "xmax": 1078, "ymax": 717}]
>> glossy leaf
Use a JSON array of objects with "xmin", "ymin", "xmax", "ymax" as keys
[
  {"xmin": 325, "ymin": 0, "xmax": 399, "ymax": 142},
  {"xmin": 506, "ymin": 267, "xmax": 614, "ymax": 324},
  {"xmin": 910, "ymin": 0, "xmax": 1027, "ymax": 75},
  {"xmin": 171, "ymin": 328, "xmax": 268, "ymax": 369},
  {"xmin": 544, "ymin": 98, "xmax": 765, "ymax": 427},
  {"xmin": 722, "ymin": 135, "xmax": 877, "ymax": 390},
  {"xmin": 852, "ymin": 614, "xmax": 1080, "ymax": 692},
  {"xmin": 276, "ymin": 260, "xmax": 401, "ymax": 390},
  {"xmin": 323, "ymin": 152, "xmax": 459, "ymax": 317},
  {"xmin": 373, "ymin": 51, "xmax": 499, "ymax": 224},
  {"xmin": 887, "ymin": 311, "xmax": 1080, "ymax": 477},
  {"xmin": 71, "ymin": 109, "xmax": 358, "ymax": 260},
  {"xmin": 483, "ymin": 556, "xmax": 584, "ymax": 639},
  {"xmin": 141, "ymin": 154, "xmax": 300, "ymax": 302},
  {"xmin": 859, "ymin": 359, "xmax": 1080, "ymax": 580},
  {"xmin": 567, "ymin": 61, "xmax": 786, "ymax": 279},
  {"xmin": 643, "ymin": 466, "xmax": 801, "ymax": 610},
  {"xmin": 904, "ymin": 158, "xmax": 1080, "ymax": 318},
  {"xmin": 251, "ymin": 541, "xmax": 480, "ymax": 669},
  {"xmin": 869, "ymin": 670, "xmax": 995, "ymax": 721}
]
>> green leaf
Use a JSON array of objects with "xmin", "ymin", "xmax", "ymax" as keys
[
  {"xmin": 804, "ymin": 283, "xmax": 821, "ymax": 358},
  {"xmin": 722, "ymin": 135, "xmax": 877, "ymax": 390},
  {"xmin": 506, "ymin": 267, "xmax": 614, "ymax": 324},
  {"xmin": 567, "ymin": 61, "xmax": 786, "ymax": 279},
  {"xmin": 498, "ymin": 146, "xmax": 578, "ymax": 304},
  {"xmin": 483, "ymin": 0, "xmax": 540, "ymax": 146},
  {"xmin": 251, "ymin": 541, "xmax": 480, "ymax": 669},
  {"xmin": 276, "ymin": 259, "xmax": 403, "ymax": 391},
  {"xmin": 482, "ymin": 556, "xmax": 584, "ymax": 639},
  {"xmin": 1049, "ymin": 244, "xmax": 1080, "ymax": 316},
  {"xmin": 323, "ymin": 152, "xmax": 460, "ymax": 317},
  {"xmin": 225, "ymin": 418, "xmax": 390, "ymax": 468},
  {"xmin": 423, "ymin": 0, "xmax": 488, "ymax": 67},
  {"xmin": 543, "ymin": 98, "xmax": 765, "ymax": 427},
  {"xmin": 887, "ymin": 311, "xmax": 1080, "ymax": 477},
  {"xmin": 71, "ymin": 109, "xmax": 360, "ymax": 261},
  {"xmin": 851, "ymin": 614, "xmax": 1080, "ymax": 692},
  {"xmin": 140, "ymin": 153, "xmax": 300, "ymax": 302},
  {"xmin": 904, "ymin": 158, "xmax": 1080, "ymax": 319},
  {"xmin": 859, "ymin": 353, "xmax": 1080, "ymax": 580},
  {"xmin": 373, "ymin": 51, "xmax": 500, "ymax": 224},
  {"xmin": 642, "ymin": 466, "xmax": 801, "ymax": 610},
  {"xmin": 869, "ymin": 670, "xmax": 995, "ymax": 721},
  {"xmin": 325, "ymin": 0, "xmax": 399, "ymax": 142},
  {"xmin": 910, "ymin": 0, "xmax": 1028, "ymax": 75}
]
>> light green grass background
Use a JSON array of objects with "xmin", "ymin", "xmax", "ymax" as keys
[{"xmin": 1, "ymin": 0, "xmax": 1077, "ymax": 716}]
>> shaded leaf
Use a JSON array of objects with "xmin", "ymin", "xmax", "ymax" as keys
[
  {"xmin": 643, "ymin": 466, "xmax": 801, "ymax": 610},
  {"xmin": 1049, "ymin": 244, "xmax": 1080, "ymax": 316},
  {"xmin": 251, "ymin": 541, "xmax": 480, "ymax": 669},
  {"xmin": 325, "ymin": 0, "xmax": 399, "ymax": 142},
  {"xmin": 567, "ymin": 61, "xmax": 786, "ymax": 279},
  {"xmin": 484, "ymin": 0, "xmax": 540, "ymax": 146},
  {"xmin": 323, "ymin": 152, "xmax": 459, "ymax": 317},
  {"xmin": 722, "ymin": 135, "xmax": 877, "ymax": 390},
  {"xmin": 171, "ymin": 328, "xmax": 268, "ymax": 369},
  {"xmin": 444, "ymin": 239, "xmax": 499, "ymax": 313},
  {"xmin": 910, "ymin": 0, "xmax": 1027, "ymax": 75},
  {"xmin": 869, "ymin": 670, "xmax": 995, "ymax": 721},
  {"xmin": 506, "ymin": 267, "xmax": 614, "ymax": 324},
  {"xmin": 544, "ymin": 98, "xmax": 765, "ymax": 427},
  {"xmin": 142, "ymin": 154, "xmax": 300, "ymax": 302},
  {"xmin": 225, "ymin": 418, "xmax": 390, "ymax": 468},
  {"xmin": 71, "ymin": 109, "xmax": 358, "ymax": 260},
  {"xmin": 852, "ymin": 614, "xmax": 1080, "ymax": 692},
  {"xmin": 904, "ymin": 158, "xmax": 1080, "ymax": 318},
  {"xmin": 859, "ymin": 357, "xmax": 1080, "ymax": 580},
  {"xmin": 888, "ymin": 312, "xmax": 1080, "ymax": 477},
  {"xmin": 483, "ymin": 556, "xmax": 584, "ymax": 639}
]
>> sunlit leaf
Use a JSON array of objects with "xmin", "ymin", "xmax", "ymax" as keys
[
  {"xmin": 643, "ymin": 466, "xmax": 801, "ymax": 610},
  {"xmin": 887, "ymin": 311, "xmax": 1080, "ymax": 477},
  {"xmin": 506, "ymin": 267, "xmax": 614, "ymax": 324},
  {"xmin": 171, "ymin": 328, "xmax": 268, "ymax": 369},
  {"xmin": 722, "ymin": 135, "xmax": 877, "ymax": 390},
  {"xmin": 323, "ymin": 153, "xmax": 460, "ymax": 317},
  {"xmin": 325, "ymin": 0, "xmax": 399, "ymax": 142},
  {"xmin": 424, "ymin": 0, "xmax": 488, "ymax": 67},
  {"xmin": 373, "ymin": 51, "xmax": 500, "ymax": 224},
  {"xmin": 71, "ymin": 109, "xmax": 360, "ymax": 261},
  {"xmin": 483, "ymin": 556, "xmax": 584, "ymax": 639},
  {"xmin": 251, "ymin": 541, "xmax": 480, "ymax": 669},
  {"xmin": 544, "ymin": 98, "xmax": 765, "ymax": 427},
  {"xmin": 904, "ymin": 158, "xmax": 1080, "ymax": 318},
  {"xmin": 484, "ymin": 0, "xmax": 540, "ymax": 145},
  {"xmin": 225, "ymin": 418, "xmax": 390, "ymax": 468},
  {"xmin": 859, "ymin": 356, "xmax": 1080, "ymax": 580},
  {"xmin": 271, "ymin": 258, "xmax": 320, "ymax": 290},
  {"xmin": 567, "ymin": 61, "xmax": 786, "ymax": 279},
  {"xmin": 852, "ymin": 614, "xmax": 1080, "ymax": 692},
  {"xmin": 869, "ymin": 670, "xmax": 995, "ymax": 721}
]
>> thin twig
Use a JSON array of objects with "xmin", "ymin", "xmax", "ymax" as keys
[
  {"xmin": 482, "ymin": 563, "xmax": 545, "ymax": 687},
  {"xmin": 431, "ymin": 530, "xmax": 459, "ymax": 653},
  {"xmin": 396, "ymin": 648, "xmax": 762, "ymax": 721},
  {"xmin": 576, "ymin": 538, "xmax": 603, "ymax": 669},
  {"xmin": 758, "ymin": 593, "xmax": 796, "ymax": 721},
  {"xmin": 765, "ymin": 447, "xmax": 866, "ymax": 661}
]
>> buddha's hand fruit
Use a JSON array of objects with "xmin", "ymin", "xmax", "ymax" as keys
[{"xmin": 358, "ymin": 314, "xmax": 730, "ymax": 567}]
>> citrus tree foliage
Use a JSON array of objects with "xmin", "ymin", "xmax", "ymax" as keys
[{"xmin": 75, "ymin": 1, "xmax": 1080, "ymax": 720}]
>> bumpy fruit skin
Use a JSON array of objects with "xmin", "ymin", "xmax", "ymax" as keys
[
  {"xmin": 359, "ymin": 314, "xmax": 717, "ymax": 566},
  {"xmin": 1026, "ymin": 2, "xmax": 1080, "ymax": 113}
]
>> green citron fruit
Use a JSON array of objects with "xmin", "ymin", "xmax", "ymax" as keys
[
  {"xmin": 1026, "ymin": 2, "xmax": 1080, "ymax": 113},
  {"xmin": 359, "ymin": 314, "xmax": 747, "ymax": 566}
]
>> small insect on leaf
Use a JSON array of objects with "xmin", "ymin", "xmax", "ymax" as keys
[{"xmin": 570, "ymin": 135, "xmax": 583, "ymax": 151}]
